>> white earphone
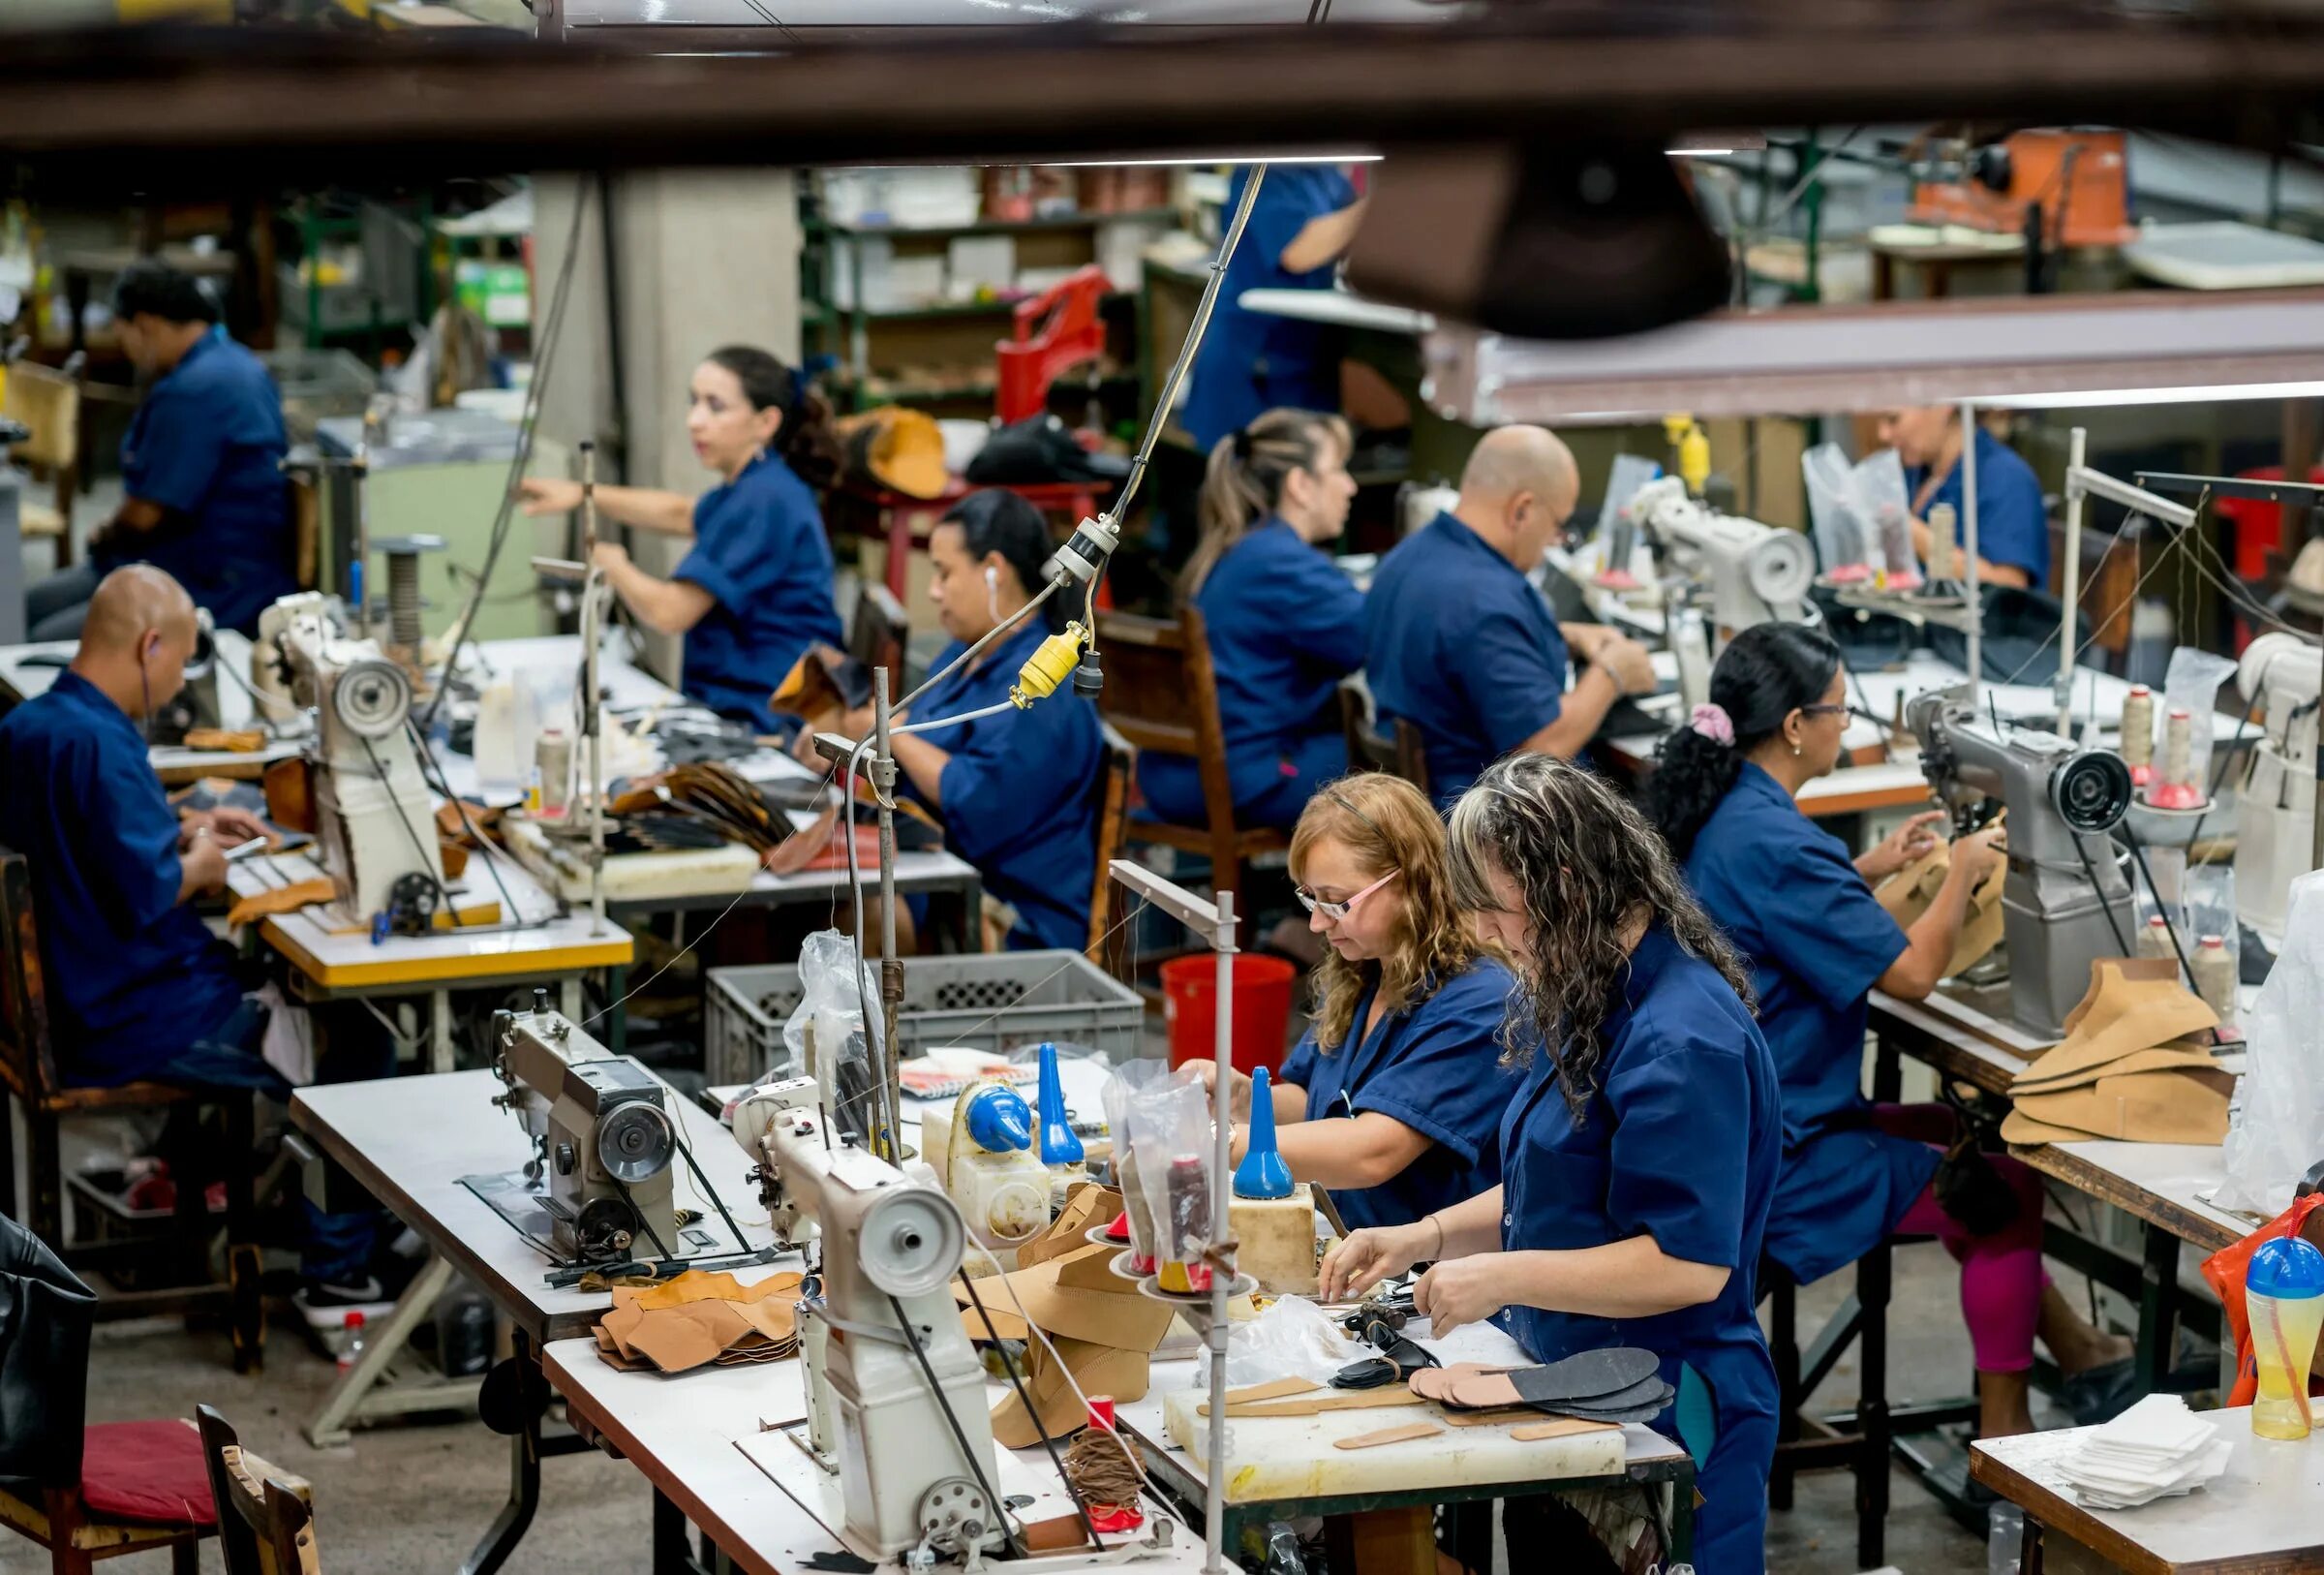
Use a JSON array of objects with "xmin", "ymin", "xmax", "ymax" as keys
[{"xmin": 985, "ymin": 563, "xmax": 1001, "ymax": 621}]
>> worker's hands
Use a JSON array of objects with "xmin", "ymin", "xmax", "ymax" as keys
[
  {"xmin": 590, "ymin": 541, "xmax": 630, "ymax": 576},
  {"xmin": 182, "ymin": 805, "xmax": 272, "ymax": 847},
  {"xmin": 1412, "ymin": 1255, "xmax": 1507, "ymax": 1340},
  {"xmin": 1176, "ymin": 1058, "xmax": 1254, "ymax": 1122},
  {"xmin": 1319, "ymin": 1220, "xmax": 1434, "ymax": 1303},
  {"xmin": 518, "ymin": 478, "xmax": 584, "ymax": 517},
  {"xmin": 1594, "ymin": 634, "xmax": 1658, "ymax": 698},
  {"xmin": 1953, "ymin": 823, "xmax": 2009, "ymax": 886},
  {"xmin": 1858, "ymin": 810, "xmax": 1947, "ymax": 881},
  {"xmin": 179, "ymin": 829, "xmax": 229, "ymax": 895}
]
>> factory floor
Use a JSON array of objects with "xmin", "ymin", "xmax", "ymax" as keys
[{"xmin": 4, "ymin": 1245, "xmax": 2078, "ymax": 1575}]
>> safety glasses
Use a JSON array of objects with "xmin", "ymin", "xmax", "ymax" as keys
[{"xmin": 1294, "ymin": 869, "xmax": 1399, "ymax": 922}]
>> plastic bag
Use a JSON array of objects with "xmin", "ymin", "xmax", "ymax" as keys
[
  {"xmin": 1851, "ymin": 448, "xmax": 1922, "ymax": 589},
  {"xmin": 2184, "ymin": 863, "xmax": 2243, "ymax": 1035},
  {"xmin": 2217, "ymin": 871, "xmax": 2324, "ymax": 1215},
  {"xmin": 1123, "ymin": 1073, "xmax": 1217, "ymax": 1294},
  {"xmin": 781, "ymin": 930, "xmax": 873, "ymax": 1140},
  {"xmin": 2199, "ymin": 1190, "xmax": 2324, "ymax": 1405},
  {"xmin": 1593, "ymin": 452, "xmax": 1662, "ymax": 588},
  {"xmin": 1223, "ymin": 1295, "xmax": 1357, "ymax": 1388},
  {"xmin": 1801, "ymin": 443, "xmax": 1872, "ymax": 582},
  {"xmin": 1100, "ymin": 1060, "xmax": 1173, "ymax": 1272},
  {"xmin": 2145, "ymin": 646, "xmax": 2240, "ymax": 811}
]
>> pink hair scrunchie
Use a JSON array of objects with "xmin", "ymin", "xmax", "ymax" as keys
[{"xmin": 1689, "ymin": 702, "xmax": 1734, "ymax": 746}]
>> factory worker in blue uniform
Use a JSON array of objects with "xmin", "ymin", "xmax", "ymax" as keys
[
  {"xmin": 1879, "ymin": 406, "xmax": 2052, "ymax": 590},
  {"xmin": 26, "ymin": 261, "xmax": 294, "ymax": 640},
  {"xmin": 523, "ymin": 346, "xmax": 843, "ymax": 734},
  {"xmin": 1178, "ymin": 165, "xmax": 1368, "ymax": 453},
  {"xmin": 1188, "ymin": 774, "xmax": 1520, "ymax": 1231},
  {"xmin": 1365, "ymin": 425, "xmax": 1657, "ymax": 804},
  {"xmin": 1140, "ymin": 409, "xmax": 1364, "ymax": 831},
  {"xmin": 1324, "ymin": 756, "xmax": 1783, "ymax": 1574},
  {"xmin": 823, "ymin": 489, "xmax": 1100, "ymax": 953},
  {"xmin": 1647, "ymin": 622, "xmax": 2134, "ymax": 1443},
  {"xmin": 0, "ymin": 566, "xmax": 393, "ymax": 1312}
]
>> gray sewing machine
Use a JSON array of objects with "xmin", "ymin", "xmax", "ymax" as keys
[
  {"xmin": 1910, "ymin": 687, "xmax": 2136, "ymax": 1036},
  {"xmin": 732, "ymin": 1077, "xmax": 1007, "ymax": 1564},
  {"xmin": 490, "ymin": 1004, "xmax": 679, "ymax": 1267},
  {"xmin": 2236, "ymin": 632, "xmax": 2323, "ymax": 937},
  {"xmin": 1630, "ymin": 476, "xmax": 1816, "ymax": 639}
]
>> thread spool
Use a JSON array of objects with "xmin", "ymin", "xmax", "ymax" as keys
[
  {"xmin": 2121, "ymin": 686, "xmax": 2154, "ymax": 773},
  {"xmin": 2192, "ymin": 934, "xmax": 2238, "ymax": 1027},
  {"xmin": 373, "ymin": 535, "xmax": 445, "ymax": 663},
  {"xmin": 2139, "ymin": 914, "xmax": 2176, "ymax": 960},
  {"xmin": 1927, "ymin": 503, "xmax": 1958, "ymax": 581},
  {"xmin": 2163, "ymin": 707, "xmax": 2194, "ymax": 789},
  {"xmin": 536, "ymin": 727, "xmax": 573, "ymax": 818}
]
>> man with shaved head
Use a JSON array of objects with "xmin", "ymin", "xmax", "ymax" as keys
[
  {"xmin": 1364, "ymin": 425, "xmax": 1656, "ymax": 802},
  {"xmin": 1, "ymin": 567, "xmax": 390, "ymax": 1311}
]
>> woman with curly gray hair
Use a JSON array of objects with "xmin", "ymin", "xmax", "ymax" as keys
[{"xmin": 1320, "ymin": 754, "xmax": 1784, "ymax": 1574}]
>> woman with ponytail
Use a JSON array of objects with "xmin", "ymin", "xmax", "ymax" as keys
[
  {"xmin": 1646, "ymin": 622, "xmax": 2128, "ymax": 1440},
  {"xmin": 1140, "ymin": 408, "xmax": 1365, "ymax": 832},
  {"xmin": 520, "ymin": 345, "xmax": 843, "ymax": 733}
]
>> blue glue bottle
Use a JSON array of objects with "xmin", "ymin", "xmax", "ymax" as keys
[
  {"xmin": 1034, "ymin": 1042, "xmax": 1086, "ymax": 1209},
  {"xmin": 1233, "ymin": 1065, "xmax": 1294, "ymax": 1200}
]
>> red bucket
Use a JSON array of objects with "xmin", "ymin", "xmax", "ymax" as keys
[{"xmin": 1160, "ymin": 954, "xmax": 1298, "ymax": 1077}]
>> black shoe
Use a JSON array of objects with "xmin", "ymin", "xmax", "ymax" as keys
[{"xmin": 295, "ymin": 1275, "xmax": 388, "ymax": 1333}]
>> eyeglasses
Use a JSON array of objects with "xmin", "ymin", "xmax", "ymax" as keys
[
  {"xmin": 1294, "ymin": 869, "xmax": 1399, "ymax": 921},
  {"xmin": 1797, "ymin": 703, "xmax": 1849, "ymax": 721}
]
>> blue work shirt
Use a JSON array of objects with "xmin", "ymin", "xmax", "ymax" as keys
[
  {"xmin": 1365, "ymin": 512, "xmax": 1570, "ymax": 804},
  {"xmin": 903, "ymin": 620, "xmax": 1101, "ymax": 952},
  {"xmin": 1178, "ymin": 165, "xmax": 1360, "ymax": 453},
  {"xmin": 674, "ymin": 450, "xmax": 843, "ymax": 735},
  {"xmin": 1492, "ymin": 926, "xmax": 1782, "ymax": 1575},
  {"xmin": 1685, "ymin": 761, "xmax": 1939, "ymax": 1284},
  {"xmin": 1274, "ymin": 958, "xmax": 1520, "ymax": 1232},
  {"xmin": 1907, "ymin": 427, "xmax": 2051, "ymax": 588},
  {"xmin": 105, "ymin": 334, "xmax": 294, "ymax": 635},
  {"xmin": 0, "ymin": 673, "xmax": 245, "ymax": 1087},
  {"xmin": 1140, "ymin": 519, "xmax": 1365, "ymax": 826}
]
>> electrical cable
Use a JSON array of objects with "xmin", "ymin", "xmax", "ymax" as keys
[
  {"xmin": 2120, "ymin": 823, "xmax": 2217, "ymax": 1048},
  {"xmin": 404, "ymin": 716, "xmax": 524, "ymax": 929},
  {"xmin": 963, "ymin": 1238, "xmax": 1152, "ymax": 1494},
  {"xmin": 609, "ymin": 1172, "xmax": 675, "ymax": 1260},
  {"xmin": 898, "ymin": 583, "xmax": 1061, "ymax": 711},
  {"xmin": 355, "ymin": 732, "xmax": 457, "ymax": 916},
  {"xmin": 2070, "ymin": 829, "xmax": 2133, "ymax": 958},
  {"xmin": 671, "ymin": 1126, "xmax": 754, "ymax": 1257},
  {"xmin": 958, "ymin": 1269, "xmax": 1104, "ymax": 1552},
  {"xmin": 890, "ymin": 1292, "xmax": 1011, "ymax": 1550}
]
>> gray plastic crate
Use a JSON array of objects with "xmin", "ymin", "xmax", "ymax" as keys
[{"xmin": 705, "ymin": 950, "xmax": 1143, "ymax": 1087}]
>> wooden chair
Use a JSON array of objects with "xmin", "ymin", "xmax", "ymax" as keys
[
  {"xmin": 1336, "ymin": 675, "xmax": 1430, "ymax": 798},
  {"xmin": 847, "ymin": 581, "xmax": 909, "ymax": 700},
  {"xmin": 0, "ymin": 846, "xmax": 264, "ymax": 1372},
  {"xmin": 1085, "ymin": 725, "xmax": 1137, "ymax": 969},
  {"xmin": 3, "ymin": 360, "xmax": 81, "ymax": 571},
  {"xmin": 287, "ymin": 469, "xmax": 322, "ymax": 593},
  {"xmin": 195, "ymin": 1406, "xmax": 318, "ymax": 1575},
  {"xmin": 1091, "ymin": 606, "xmax": 1285, "ymax": 949}
]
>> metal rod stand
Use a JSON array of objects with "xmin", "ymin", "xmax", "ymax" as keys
[
  {"xmin": 578, "ymin": 440, "xmax": 607, "ymax": 936},
  {"xmin": 872, "ymin": 667, "xmax": 903, "ymax": 1158}
]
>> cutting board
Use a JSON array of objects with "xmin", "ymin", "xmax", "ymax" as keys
[{"xmin": 1162, "ymin": 1389, "xmax": 1623, "ymax": 1502}]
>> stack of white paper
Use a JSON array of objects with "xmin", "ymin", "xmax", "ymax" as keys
[{"xmin": 2059, "ymin": 1395, "xmax": 2234, "ymax": 1509}]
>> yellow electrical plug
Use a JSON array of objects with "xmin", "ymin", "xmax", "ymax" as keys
[
  {"xmin": 1010, "ymin": 622, "xmax": 1087, "ymax": 708},
  {"xmin": 1663, "ymin": 414, "xmax": 1711, "ymax": 497}
]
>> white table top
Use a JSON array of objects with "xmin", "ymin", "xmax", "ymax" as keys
[
  {"xmin": 294, "ymin": 1067, "xmax": 784, "ymax": 1343},
  {"xmin": 1238, "ymin": 286, "xmax": 1434, "ymax": 335},
  {"xmin": 1972, "ymin": 1407, "xmax": 2324, "ymax": 1573},
  {"xmin": 2021, "ymin": 1139, "xmax": 2267, "ymax": 1257},
  {"xmin": 227, "ymin": 849, "xmax": 633, "ymax": 989}
]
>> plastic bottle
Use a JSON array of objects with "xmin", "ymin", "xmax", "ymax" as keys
[
  {"xmin": 1233, "ymin": 1065, "xmax": 1294, "ymax": 1200},
  {"xmin": 1987, "ymin": 1502, "xmax": 2024, "ymax": 1575},
  {"xmin": 2247, "ymin": 1235, "xmax": 2324, "ymax": 1440},
  {"xmin": 337, "ymin": 1310, "xmax": 367, "ymax": 1374}
]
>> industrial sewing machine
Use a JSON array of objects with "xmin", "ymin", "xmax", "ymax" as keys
[
  {"xmin": 1911, "ymin": 688, "xmax": 2136, "ymax": 1036},
  {"xmin": 732, "ymin": 1077, "xmax": 1008, "ymax": 1564},
  {"xmin": 487, "ymin": 1002, "xmax": 681, "ymax": 1269},
  {"xmin": 2236, "ymin": 633, "xmax": 2323, "ymax": 938},
  {"xmin": 1628, "ymin": 477, "xmax": 1816, "ymax": 640},
  {"xmin": 265, "ymin": 591, "xmax": 447, "ymax": 931}
]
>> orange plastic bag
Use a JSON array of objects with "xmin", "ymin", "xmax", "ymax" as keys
[{"xmin": 2200, "ymin": 1192, "xmax": 2324, "ymax": 1405}]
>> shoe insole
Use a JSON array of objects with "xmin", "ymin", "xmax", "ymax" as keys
[
  {"xmin": 1442, "ymin": 1347, "xmax": 1661, "ymax": 1411},
  {"xmin": 1540, "ymin": 1390, "xmax": 1674, "ymax": 1426},
  {"xmin": 1410, "ymin": 1363, "xmax": 1515, "ymax": 1405},
  {"xmin": 1522, "ymin": 1374, "xmax": 1670, "ymax": 1416}
]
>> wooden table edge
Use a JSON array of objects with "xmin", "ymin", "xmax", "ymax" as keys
[
  {"xmin": 261, "ymin": 921, "xmax": 634, "ymax": 989},
  {"xmin": 2009, "ymin": 1143, "xmax": 2247, "ymax": 1256}
]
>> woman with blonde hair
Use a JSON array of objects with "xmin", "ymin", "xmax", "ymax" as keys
[
  {"xmin": 1193, "ymin": 772, "xmax": 1519, "ymax": 1231},
  {"xmin": 1138, "ymin": 409, "xmax": 1365, "ymax": 833}
]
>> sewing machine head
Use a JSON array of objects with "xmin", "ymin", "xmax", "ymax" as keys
[
  {"xmin": 2236, "ymin": 633, "xmax": 2323, "ymax": 935},
  {"xmin": 1909, "ymin": 686, "xmax": 2135, "ymax": 1035},
  {"xmin": 491, "ymin": 1003, "xmax": 676, "ymax": 1267},
  {"xmin": 1630, "ymin": 476, "xmax": 1815, "ymax": 635}
]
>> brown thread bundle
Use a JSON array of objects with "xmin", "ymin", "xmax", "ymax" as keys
[{"xmin": 1063, "ymin": 1423, "xmax": 1145, "ymax": 1514}]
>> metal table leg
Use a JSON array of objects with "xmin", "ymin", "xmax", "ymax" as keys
[
  {"xmin": 305, "ymin": 1253, "xmax": 477, "ymax": 1447},
  {"xmin": 2137, "ymin": 1223, "xmax": 2181, "ymax": 1395},
  {"xmin": 464, "ymin": 1329, "xmax": 547, "ymax": 1575},
  {"xmin": 431, "ymin": 990, "xmax": 456, "ymax": 1074}
]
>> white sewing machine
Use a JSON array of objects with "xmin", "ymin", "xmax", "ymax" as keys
[
  {"xmin": 732, "ymin": 1079, "xmax": 1006, "ymax": 1564},
  {"xmin": 2236, "ymin": 632, "xmax": 2323, "ymax": 937},
  {"xmin": 1629, "ymin": 476, "xmax": 1816, "ymax": 639},
  {"xmin": 266, "ymin": 591, "xmax": 446, "ymax": 930}
]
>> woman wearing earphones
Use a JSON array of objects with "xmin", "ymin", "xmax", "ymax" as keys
[
  {"xmin": 520, "ymin": 346, "xmax": 844, "ymax": 734},
  {"xmin": 1140, "ymin": 409, "xmax": 1366, "ymax": 833},
  {"xmin": 1646, "ymin": 622, "xmax": 2128, "ymax": 1440},
  {"xmin": 819, "ymin": 490, "xmax": 1102, "ymax": 953},
  {"xmin": 1190, "ymin": 773, "xmax": 1518, "ymax": 1231}
]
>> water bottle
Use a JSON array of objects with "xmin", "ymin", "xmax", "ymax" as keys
[
  {"xmin": 434, "ymin": 1285, "xmax": 496, "ymax": 1378},
  {"xmin": 336, "ymin": 1310, "xmax": 367, "ymax": 1374},
  {"xmin": 2248, "ymin": 1235, "xmax": 2324, "ymax": 1441},
  {"xmin": 1988, "ymin": 1502, "xmax": 2024, "ymax": 1575}
]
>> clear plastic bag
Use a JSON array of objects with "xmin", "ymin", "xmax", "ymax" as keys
[
  {"xmin": 2184, "ymin": 863, "xmax": 2243, "ymax": 1035},
  {"xmin": 1852, "ymin": 448, "xmax": 1923, "ymax": 589},
  {"xmin": 781, "ymin": 930, "xmax": 873, "ymax": 1138},
  {"xmin": 1802, "ymin": 443, "xmax": 1872, "ymax": 582},
  {"xmin": 2217, "ymin": 871, "xmax": 2324, "ymax": 1215},
  {"xmin": 2148, "ymin": 647, "xmax": 2240, "ymax": 810},
  {"xmin": 1223, "ymin": 1295, "xmax": 1357, "ymax": 1388},
  {"xmin": 1100, "ymin": 1060, "xmax": 1173, "ymax": 1271},
  {"xmin": 1123, "ymin": 1074, "xmax": 1217, "ymax": 1294}
]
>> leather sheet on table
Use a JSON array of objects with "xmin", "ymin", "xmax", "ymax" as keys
[
  {"xmin": 2002, "ymin": 959, "xmax": 2229, "ymax": 1144},
  {"xmin": 1876, "ymin": 822, "xmax": 2009, "ymax": 978}
]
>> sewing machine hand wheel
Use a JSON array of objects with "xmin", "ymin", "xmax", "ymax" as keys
[{"xmin": 2051, "ymin": 750, "xmax": 2132, "ymax": 834}]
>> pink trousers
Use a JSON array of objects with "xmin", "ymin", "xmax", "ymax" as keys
[{"xmin": 1876, "ymin": 1103, "xmax": 2047, "ymax": 1374}]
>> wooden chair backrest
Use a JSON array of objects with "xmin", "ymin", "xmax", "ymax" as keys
[
  {"xmin": 0, "ymin": 848, "xmax": 59, "ymax": 1106},
  {"xmin": 1085, "ymin": 725, "xmax": 1136, "ymax": 965},
  {"xmin": 195, "ymin": 1405, "xmax": 265, "ymax": 1575},
  {"xmin": 1336, "ymin": 677, "xmax": 1431, "ymax": 798},
  {"xmin": 1091, "ymin": 606, "xmax": 1236, "ymax": 838},
  {"xmin": 848, "ymin": 582, "xmax": 909, "ymax": 698},
  {"xmin": 1, "ymin": 363, "xmax": 78, "ymax": 475},
  {"xmin": 212, "ymin": 1441, "xmax": 319, "ymax": 1575},
  {"xmin": 289, "ymin": 473, "xmax": 322, "ymax": 592}
]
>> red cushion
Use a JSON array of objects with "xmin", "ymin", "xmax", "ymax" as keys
[{"xmin": 77, "ymin": 1420, "xmax": 216, "ymax": 1528}]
